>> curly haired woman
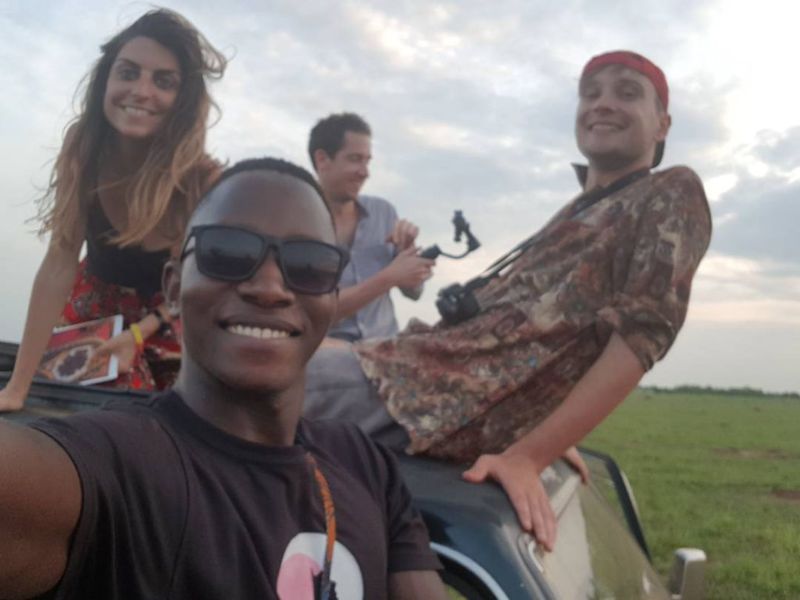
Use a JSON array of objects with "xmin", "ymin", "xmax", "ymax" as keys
[{"xmin": 0, "ymin": 9, "xmax": 226, "ymax": 411}]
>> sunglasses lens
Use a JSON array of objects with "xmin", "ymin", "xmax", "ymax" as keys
[
  {"xmin": 281, "ymin": 242, "xmax": 343, "ymax": 294},
  {"xmin": 195, "ymin": 227, "xmax": 262, "ymax": 280}
]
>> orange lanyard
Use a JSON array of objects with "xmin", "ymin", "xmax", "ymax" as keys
[{"xmin": 305, "ymin": 453, "xmax": 337, "ymax": 600}]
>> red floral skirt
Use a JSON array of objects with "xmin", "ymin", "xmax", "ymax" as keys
[{"xmin": 60, "ymin": 259, "xmax": 180, "ymax": 390}]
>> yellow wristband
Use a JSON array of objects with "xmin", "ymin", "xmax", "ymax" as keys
[{"xmin": 129, "ymin": 323, "xmax": 145, "ymax": 352}]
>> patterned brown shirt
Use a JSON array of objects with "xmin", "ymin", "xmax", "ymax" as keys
[{"xmin": 355, "ymin": 166, "xmax": 712, "ymax": 462}]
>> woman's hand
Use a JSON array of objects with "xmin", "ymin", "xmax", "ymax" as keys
[
  {"xmin": 0, "ymin": 385, "xmax": 27, "ymax": 412},
  {"xmin": 462, "ymin": 452, "xmax": 557, "ymax": 551},
  {"xmin": 94, "ymin": 330, "xmax": 139, "ymax": 374}
]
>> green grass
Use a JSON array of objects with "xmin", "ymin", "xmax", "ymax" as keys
[{"xmin": 584, "ymin": 389, "xmax": 800, "ymax": 600}]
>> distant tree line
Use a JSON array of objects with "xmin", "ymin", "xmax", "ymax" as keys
[{"xmin": 639, "ymin": 384, "xmax": 800, "ymax": 399}]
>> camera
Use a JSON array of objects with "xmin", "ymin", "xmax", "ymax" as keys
[{"xmin": 436, "ymin": 283, "xmax": 481, "ymax": 325}]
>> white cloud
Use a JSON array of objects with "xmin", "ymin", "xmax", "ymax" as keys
[
  {"xmin": 346, "ymin": 4, "xmax": 462, "ymax": 70},
  {"xmin": 405, "ymin": 120, "xmax": 520, "ymax": 153},
  {"xmin": 689, "ymin": 254, "xmax": 800, "ymax": 328},
  {"xmin": 689, "ymin": 299, "xmax": 800, "ymax": 326},
  {"xmin": 704, "ymin": 173, "xmax": 738, "ymax": 203}
]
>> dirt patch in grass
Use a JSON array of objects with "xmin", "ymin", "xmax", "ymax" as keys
[
  {"xmin": 772, "ymin": 490, "xmax": 800, "ymax": 502},
  {"xmin": 712, "ymin": 447, "xmax": 795, "ymax": 460}
]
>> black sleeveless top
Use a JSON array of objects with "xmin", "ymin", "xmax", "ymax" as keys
[{"xmin": 85, "ymin": 200, "xmax": 171, "ymax": 298}]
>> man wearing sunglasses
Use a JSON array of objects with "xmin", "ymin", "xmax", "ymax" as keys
[
  {"xmin": 308, "ymin": 112, "xmax": 435, "ymax": 343},
  {"xmin": 0, "ymin": 158, "xmax": 447, "ymax": 599}
]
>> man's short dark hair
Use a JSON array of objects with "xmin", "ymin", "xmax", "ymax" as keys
[
  {"xmin": 190, "ymin": 157, "xmax": 332, "ymax": 229},
  {"xmin": 308, "ymin": 112, "xmax": 371, "ymax": 170}
]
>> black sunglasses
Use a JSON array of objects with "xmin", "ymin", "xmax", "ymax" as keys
[{"xmin": 181, "ymin": 225, "xmax": 349, "ymax": 295}]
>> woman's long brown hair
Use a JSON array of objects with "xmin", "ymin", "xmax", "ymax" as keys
[{"xmin": 35, "ymin": 8, "xmax": 226, "ymax": 249}]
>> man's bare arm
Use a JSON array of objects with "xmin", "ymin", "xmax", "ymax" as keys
[
  {"xmin": 398, "ymin": 282, "xmax": 424, "ymax": 301},
  {"xmin": 335, "ymin": 247, "xmax": 433, "ymax": 321},
  {"xmin": 389, "ymin": 219, "xmax": 427, "ymax": 301},
  {"xmin": 463, "ymin": 332, "xmax": 644, "ymax": 550},
  {"xmin": 388, "ymin": 570, "xmax": 449, "ymax": 600},
  {"xmin": 0, "ymin": 421, "xmax": 81, "ymax": 599}
]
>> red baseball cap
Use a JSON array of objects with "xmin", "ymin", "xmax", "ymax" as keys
[{"xmin": 581, "ymin": 51, "xmax": 669, "ymax": 166}]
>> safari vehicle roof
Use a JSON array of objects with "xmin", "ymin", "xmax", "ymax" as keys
[{"xmin": 0, "ymin": 340, "xmax": 670, "ymax": 599}]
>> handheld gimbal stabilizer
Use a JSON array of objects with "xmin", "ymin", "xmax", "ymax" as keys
[
  {"xmin": 416, "ymin": 211, "xmax": 484, "ymax": 325},
  {"xmin": 419, "ymin": 210, "xmax": 481, "ymax": 260}
]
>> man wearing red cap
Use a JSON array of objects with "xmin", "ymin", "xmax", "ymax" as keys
[
  {"xmin": 576, "ymin": 50, "xmax": 671, "ymax": 180},
  {"xmin": 305, "ymin": 51, "xmax": 712, "ymax": 552}
]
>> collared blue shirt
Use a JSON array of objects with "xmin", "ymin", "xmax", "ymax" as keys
[{"xmin": 329, "ymin": 195, "xmax": 401, "ymax": 342}]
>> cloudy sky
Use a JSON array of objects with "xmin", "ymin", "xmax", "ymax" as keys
[{"xmin": 1, "ymin": 0, "xmax": 798, "ymax": 392}]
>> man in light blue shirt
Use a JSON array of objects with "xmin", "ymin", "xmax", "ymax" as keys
[{"xmin": 308, "ymin": 113, "xmax": 434, "ymax": 341}]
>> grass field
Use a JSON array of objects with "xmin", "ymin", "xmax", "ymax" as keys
[{"xmin": 584, "ymin": 389, "xmax": 800, "ymax": 600}]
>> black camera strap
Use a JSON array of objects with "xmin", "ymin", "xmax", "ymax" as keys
[
  {"xmin": 567, "ymin": 167, "xmax": 649, "ymax": 217},
  {"xmin": 457, "ymin": 168, "xmax": 650, "ymax": 293}
]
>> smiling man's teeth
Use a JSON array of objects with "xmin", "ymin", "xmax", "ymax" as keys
[{"xmin": 227, "ymin": 324, "xmax": 290, "ymax": 339}]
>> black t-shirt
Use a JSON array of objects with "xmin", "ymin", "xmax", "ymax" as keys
[{"xmin": 32, "ymin": 391, "xmax": 440, "ymax": 599}]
